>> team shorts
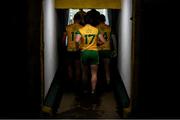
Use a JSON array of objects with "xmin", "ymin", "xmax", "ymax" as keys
[
  {"xmin": 98, "ymin": 50, "xmax": 112, "ymax": 59},
  {"xmin": 80, "ymin": 50, "xmax": 99, "ymax": 65},
  {"xmin": 66, "ymin": 51, "xmax": 80, "ymax": 63}
]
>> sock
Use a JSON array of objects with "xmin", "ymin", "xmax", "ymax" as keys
[
  {"xmin": 91, "ymin": 90, "xmax": 95, "ymax": 94},
  {"xmin": 107, "ymin": 79, "xmax": 110, "ymax": 85}
]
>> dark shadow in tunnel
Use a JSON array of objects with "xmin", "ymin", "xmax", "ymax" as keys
[
  {"xmin": 41, "ymin": 51, "xmax": 130, "ymax": 119},
  {"xmin": 55, "ymin": 107, "xmax": 102, "ymax": 119},
  {"xmin": 41, "ymin": 9, "xmax": 130, "ymax": 119}
]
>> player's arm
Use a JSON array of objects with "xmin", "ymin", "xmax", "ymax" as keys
[
  {"xmin": 98, "ymin": 32, "xmax": 105, "ymax": 45},
  {"xmin": 62, "ymin": 30, "xmax": 67, "ymax": 45},
  {"xmin": 61, "ymin": 31, "xmax": 68, "ymax": 50},
  {"xmin": 75, "ymin": 31, "xmax": 82, "ymax": 50},
  {"xmin": 111, "ymin": 33, "xmax": 117, "ymax": 57}
]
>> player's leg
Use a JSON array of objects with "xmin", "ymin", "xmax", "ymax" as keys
[
  {"xmin": 89, "ymin": 50, "xmax": 99, "ymax": 94},
  {"xmin": 80, "ymin": 51, "xmax": 89, "ymax": 94},
  {"xmin": 74, "ymin": 58, "xmax": 82, "ymax": 100},
  {"xmin": 81, "ymin": 64, "xmax": 89, "ymax": 93},
  {"xmin": 75, "ymin": 59, "xmax": 81, "ymax": 81},
  {"xmin": 67, "ymin": 64, "xmax": 73, "ymax": 80},
  {"xmin": 103, "ymin": 58, "xmax": 111, "ymax": 85},
  {"xmin": 90, "ymin": 64, "xmax": 98, "ymax": 94}
]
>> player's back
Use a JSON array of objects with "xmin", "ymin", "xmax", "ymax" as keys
[
  {"xmin": 66, "ymin": 23, "xmax": 82, "ymax": 51},
  {"xmin": 97, "ymin": 23, "xmax": 111, "ymax": 50},
  {"xmin": 79, "ymin": 24, "xmax": 99, "ymax": 51}
]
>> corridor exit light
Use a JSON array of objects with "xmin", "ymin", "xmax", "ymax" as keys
[
  {"xmin": 68, "ymin": 9, "xmax": 109, "ymax": 25},
  {"xmin": 66, "ymin": 9, "xmax": 109, "ymax": 46}
]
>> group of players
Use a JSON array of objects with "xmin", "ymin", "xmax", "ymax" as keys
[{"xmin": 63, "ymin": 9, "xmax": 117, "ymax": 105}]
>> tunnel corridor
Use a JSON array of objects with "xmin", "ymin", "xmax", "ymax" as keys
[
  {"xmin": 41, "ymin": 6, "xmax": 131, "ymax": 118},
  {"xmin": 2, "ymin": 0, "xmax": 180, "ymax": 118},
  {"xmin": 41, "ymin": 47, "xmax": 130, "ymax": 118}
]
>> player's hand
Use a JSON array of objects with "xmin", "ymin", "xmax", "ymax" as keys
[
  {"xmin": 111, "ymin": 50, "xmax": 117, "ymax": 58},
  {"xmin": 77, "ymin": 47, "xmax": 82, "ymax": 52}
]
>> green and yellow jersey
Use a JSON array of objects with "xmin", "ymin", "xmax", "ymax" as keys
[
  {"xmin": 77, "ymin": 24, "xmax": 99, "ymax": 51},
  {"xmin": 96, "ymin": 23, "xmax": 111, "ymax": 51},
  {"xmin": 66, "ymin": 23, "xmax": 82, "ymax": 51}
]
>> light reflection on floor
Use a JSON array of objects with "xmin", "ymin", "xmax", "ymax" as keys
[{"xmin": 56, "ymin": 91, "xmax": 120, "ymax": 119}]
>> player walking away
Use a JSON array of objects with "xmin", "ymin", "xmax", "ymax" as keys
[
  {"xmin": 75, "ymin": 11, "xmax": 105, "ymax": 98},
  {"xmin": 63, "ymin": 13, "xmax": 83, "ymax": 99},
  {"xmin": 97, "ymin": 14, "xmax": 117, "ymax": 90}
]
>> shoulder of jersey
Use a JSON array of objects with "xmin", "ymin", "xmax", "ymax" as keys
[
  {"xmin": 104, "ymin": 24, "xmax": 110, "ymax": 27},
  {"xmin": 99, "ymin": 23, "xmax": 110, "ymax": 28},
  {"xmin": 79, "ymin": 25, "xmax": 98, "ymax": 32},
  {"xmin": 104, "ymin": 24, "xmax": 111, "ymax": 31},
  {"xmin": 97, "ymin": 23, "xmax": 109, "ymax": 28},
  {"xmin": 90, "ymin": 25, "xmax": 98, "ymax": 29},
  {"xmin": 77, "ymin": 24, "xmax": 83, "ymax": 27},
  {"xmin": 66, "ymin": 24, "xmax": 73, "ymax": 29},
  {"xmin": 89, "ymin": 25, "xmax": 98, "ymax": 32}
]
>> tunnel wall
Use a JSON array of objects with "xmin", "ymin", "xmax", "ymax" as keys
[
  {"xmin": 43, "ymin": 0, "xmax": 59, "ymax": 96},
  {"xmin": 1, "ymin": 0, "xmax": 42, "ymax": 117},
  {"xmin": 55, "ymin": 0, "xmax": 121, "ymax": 9},
  {"xmin": 117, "ymin": 0, "xmax": 132, "ymax": 98},
  {"xmin": 131, "ymin": 0, "xmax": 180, "ymax": 117}
]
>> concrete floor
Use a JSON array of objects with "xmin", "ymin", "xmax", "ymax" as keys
[{"xmin": 55, "ymin": 91, "xmax": 121, "ymax": 119}]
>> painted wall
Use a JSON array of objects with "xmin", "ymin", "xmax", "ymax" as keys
[
  {"xmin": 118, "ymin": 0, "xmax": 132, "ymax": 98},
  {"xmin": 43, "ymin": 0, "xmax": 58, "ymax": 96},
  {"xmin": 55, "ymin": 0, "xmax": 121, "ymax": 9}
]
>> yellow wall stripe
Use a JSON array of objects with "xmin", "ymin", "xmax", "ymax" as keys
[{"xmin": 55, "ymin": 0, "xmax": 121, "ymax": 9}]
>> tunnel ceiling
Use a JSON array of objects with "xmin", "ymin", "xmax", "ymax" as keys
[{"xmin": 55, "ymin": 0, "xmax": 121, "ymax": 9}]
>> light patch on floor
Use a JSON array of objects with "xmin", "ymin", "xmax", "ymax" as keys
[
  {"xmin": 96, "ymin": 92, "xmax": 119, "ymax": 118},
  {"xmin": 56, "ymin": 91, "xmax": 120, "ymax": 119},
  {"xmin": 57, "ymin": 93, "xmax": 76, "ymax": 113}
]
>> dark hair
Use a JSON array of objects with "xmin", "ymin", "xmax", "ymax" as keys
[
  {"xmin": 84, "ymin": 10, "xmax": 100, "ymax": 26},
  {"xmin": 84, "ymin": 11, "xmax": 93, "ymax": 26},
  {"xmin": 73, "ymin": 13, "xmax": 82, "ymax": 21},
  {"xmin": 99, "ymin": 14, "xmax": 106, "ymax": 23}
]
